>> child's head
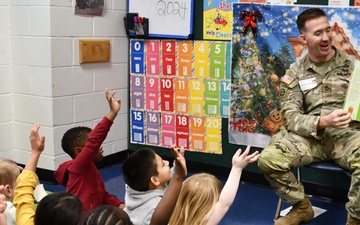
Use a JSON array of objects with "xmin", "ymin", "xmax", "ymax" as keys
[
  {"xmin": 122, "ymin": 148, "xmax": 171, "ymax": 191},
  {"xmin": 169, "ymin": 173, "xmax": 222, "ymax": 225},
  {"xmin": 61, "ymin": 126, "xmax": 103, "ymax": 162},
  {"xmin": 81, "ymin": 205, "xmax": 132, "ymax": 225},
  {"xmin": 35, "ymin": 192, "xmax": 82, "ymax": 225},
  {"xmin": 0, "ymin": 159, "xmax": 20, "ymax": 202}
]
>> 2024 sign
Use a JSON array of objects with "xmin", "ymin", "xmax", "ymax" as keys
[{"xmin": 157, "ymin": 0, "xmax": 188, "ymax": 20}]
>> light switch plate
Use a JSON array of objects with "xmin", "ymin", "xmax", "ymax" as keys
[{"xmin": 79, "ymin": 39, "xmax": 110, "ymax": 63}]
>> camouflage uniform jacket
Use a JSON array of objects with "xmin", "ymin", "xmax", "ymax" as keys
[{"xmin": 279, "ymin": 46, "xmax": 356, "ymax": 139}]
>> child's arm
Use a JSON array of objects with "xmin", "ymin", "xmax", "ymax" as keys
[
  {"xmin": 206, "ymin": 146, "xmax": 259, "ymax": 225},
  {"xmin": 0, "ymin": 186, "xmax": 7, "ymax": 225},
  {"xmin": 14, "ymin": 124, "xmax": 45, "ymax": 225},
  {"xmin": 73, "ymin": 88, "xmax": 121, "ymax": 170},
  {"xmin": 99, "ymin": 89, "xmax": 125, "ymax": 208},
  {"xmin": 25, "ymin": 123, "xmax": 45, "ymax": 172},
  {"xmin": 103, "ymin": 190, "xmax": 125, "ymax": 209},
  {"xmin": 150, "ymin": 145, "xmax": 187, "ymax": 225}
]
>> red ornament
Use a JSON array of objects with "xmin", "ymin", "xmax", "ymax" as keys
[
  {"xmin": 265, "ymin": 99, "xmax": 272, "ymax": 107},
  {"xmin": 240, "ymin": 11, "xmax": 261, "ymax": 36}
]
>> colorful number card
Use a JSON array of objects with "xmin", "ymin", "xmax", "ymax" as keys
[
  {"xmin": 162, "ymin": 40, "xmax": 177, "ymax": 76},
  {"xmin": 130, "ymin": 110, "xmax": 145, "ymax": 144},
  {"xmin": 130, "ymin": 40, "xmax": 145, "ymax": 74},
  {"xmin": 129, "ymin": 39, "xmax": 231, "ymax": 154},
  {"xmin": 146, "ymin": 40, "xmax": 160, "ymax": 75},
  {"xmin": 206, "ymin": 117, "xmax": 222, "ymax": 153},
  {"xmin": 178, "ymin": 41, "xmax": 193, "ymax": 77},
  {"xmin": 194, "ymin": 41, "xmax": 210, "ymax": 78},
  {"xmin": 131, "ymin": 75, "xmax": 145, "ymax": 109},
  {"xmin": 190, "ymin": 115, "xmax": 205, "ymax": 151},
  {"xmin": 145, "ymin": 76, "xmax": 159, "ymax": 110},
  {"xmin": 161, "ymin": 113, "xmax": 175, "ymax": 147},
  {"xmin": 146, "ymin": 111, "xmax": 161, "ymax": 145}
]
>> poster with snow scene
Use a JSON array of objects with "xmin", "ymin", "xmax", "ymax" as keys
[{"xmin": 229, "ymin": 4, "xmax": 360, "ymax": 148}]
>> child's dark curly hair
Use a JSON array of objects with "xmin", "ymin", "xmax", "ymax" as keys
[
  {"xmin": 61, "ymin": 126, "xmax": 92, "ymax": 158},
  {"xmin": 81, "ymin": 205, "xmax": 132, "ymax": 225}
]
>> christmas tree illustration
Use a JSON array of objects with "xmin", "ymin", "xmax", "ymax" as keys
[{"xmin": 230, "ymin": 28, "xmax": 292, "ymax": 135}]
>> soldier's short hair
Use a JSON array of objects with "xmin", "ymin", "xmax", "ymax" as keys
[{"xmin": 296, "ymin": 8, "xmax": 327, "ymax": 33}]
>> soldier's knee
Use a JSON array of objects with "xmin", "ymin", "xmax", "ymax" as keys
[
  {"xmin": 258, "ymin": 151, "xmax": 272, "ymax": 173},
  {"xmin": 258, "ymin": 146, "xmax": 289, "ymax": 174}
]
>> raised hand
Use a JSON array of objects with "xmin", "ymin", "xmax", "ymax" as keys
[
  {"xmin": 25, "ymin": 123, "xmax": 45, "ymax": 172},
  {"xmin": 29, "ymin": 123, "xmax": 45, "ymax": 153},
  {"xmin": 171, "ymin": 144, "xmax": 187, "ymax": 179},
  {"xmin": 105, "ymin": 88, "xmax": 121, "ymax": 121},
  {"xmin": 232, "ymin": 145, "xmax": 260, "ymax": 171}
]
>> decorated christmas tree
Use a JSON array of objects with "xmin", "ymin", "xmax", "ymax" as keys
[{"xmin": 230, "ymin": 27, "xmax": 283, "ymax": 136}]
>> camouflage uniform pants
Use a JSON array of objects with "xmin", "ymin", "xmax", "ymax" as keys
[{"xmin": 258, "ymin": 127, "xmax": 360, "ymax": 219}]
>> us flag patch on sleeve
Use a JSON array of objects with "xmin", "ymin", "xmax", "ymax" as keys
[{"xmin": 281, "ymin": 74, "xmax": 294, "ymax": 85}]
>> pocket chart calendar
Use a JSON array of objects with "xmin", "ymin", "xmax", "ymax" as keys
[{"xmin": 129, "ymin": 39, "xmax": 231, "ymax": 154}]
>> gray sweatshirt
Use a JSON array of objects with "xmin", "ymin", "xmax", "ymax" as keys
[{"xmin": 124, "ymin": 184, "xmax": 167, "ymax": 225}]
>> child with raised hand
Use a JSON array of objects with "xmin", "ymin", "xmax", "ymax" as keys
[
  {"xmin": 0, "ymin": 158, "xmax": 21, "ymax": 225},
  {"xmin": 150, "ymin": 145, "xmax": 187, "ymax": 225},
  {"xmin": 54, "ymin": 88, "xmax": 125, "ymax": 214},
  {"xmin": 122, "ymin": 145, "xmax": 187, "ymax": 225},
  {"xmin": 168, "ymin": 145, "xmax": 259, "ymax": 225},
  {"xmin": 81, "ymin": 145, "xmax": 187, "ymax": 225},
  {"xmin": 13, "ymin": 123, "xmax": 83, "ymax": 225}
]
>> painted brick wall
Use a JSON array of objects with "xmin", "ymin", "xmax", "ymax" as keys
[{"xmin": 0, "ymin": 0, "xmax": 129, "ymax": 171}]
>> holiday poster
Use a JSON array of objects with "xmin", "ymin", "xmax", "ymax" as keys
[{"xmin": 229, "ymin": 4, "xmax": 360, "ymax": 148}]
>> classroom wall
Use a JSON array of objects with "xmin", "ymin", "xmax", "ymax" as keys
[
  {"xmin": 0, "ymin": 1, "xmax": 13, "ymax": 160},
  {"xmin": 0, "ymin": 0, "xmax": 129, "ymax": 171}
]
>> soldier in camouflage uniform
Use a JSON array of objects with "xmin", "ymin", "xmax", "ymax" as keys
[{"xmin": 258, "ymin": 8, "xmax": 360, "ymax": 225}]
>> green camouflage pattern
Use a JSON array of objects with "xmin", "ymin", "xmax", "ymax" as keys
[{"xmin": 258, "ymin": 47, "xmax": 360, "ymax": 219}]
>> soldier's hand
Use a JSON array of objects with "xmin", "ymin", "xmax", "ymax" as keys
[{"xmin": 319, "ymin": 109, "xmax": 352, "ymax": 129}]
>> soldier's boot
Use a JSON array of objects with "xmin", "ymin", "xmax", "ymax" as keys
[
  {"xmin": 274, "ymin": 196, "xmax": 314, "ymax": 225},
  {"xmin": 346, "ymin": 216, "xmax": 360, "ymax": 225}
]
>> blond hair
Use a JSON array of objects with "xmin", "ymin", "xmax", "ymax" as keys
[
  {"xmin": 0, "ymin": 158, "xmax": 18, "ymax": 187},
  {"xmin": 168, "ymin": 173, "xmax": 222, "ymax": 225}
]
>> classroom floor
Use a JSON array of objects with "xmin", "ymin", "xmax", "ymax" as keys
[{"xmin": 44, "ymin": 163, "xmax": 348, "ymax": 225}]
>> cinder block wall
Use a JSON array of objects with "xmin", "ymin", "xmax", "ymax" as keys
[
  {"xmin": 0, "ymin": 0, "xmax": 129, "ymax": 171},
  {"xmin": 0, "ymin": 0, "xmax": 13, "ymax": 161}
]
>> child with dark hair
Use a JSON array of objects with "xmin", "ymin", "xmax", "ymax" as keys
[
  {"xmin": 61, "ymin": 126, "xmax": 92, "ymax": 159},
  {"xmin": 35, "ymin": 192, "xmax": 82, "ymax": 225},
  {"xmin": 81, "ymin": 205, "xmax": 132, "ymax": 225},
  {"xmin": 149, "ymin": 145, "xmax": 187, "ymax": 225},
  {"xmin": 122, "ymin": 145, "xmax": 186, "ymax": 225},
  {"xmin": 13, "ymin": 123, "xmax": 83, "ymax": 225},
  {"xmin": 54, "ymin": 89, "xmax": 125, "ymax": 214},
  {"xmin": 122, "ymin": 148, "xmax": 164, "ymax": 192}
]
